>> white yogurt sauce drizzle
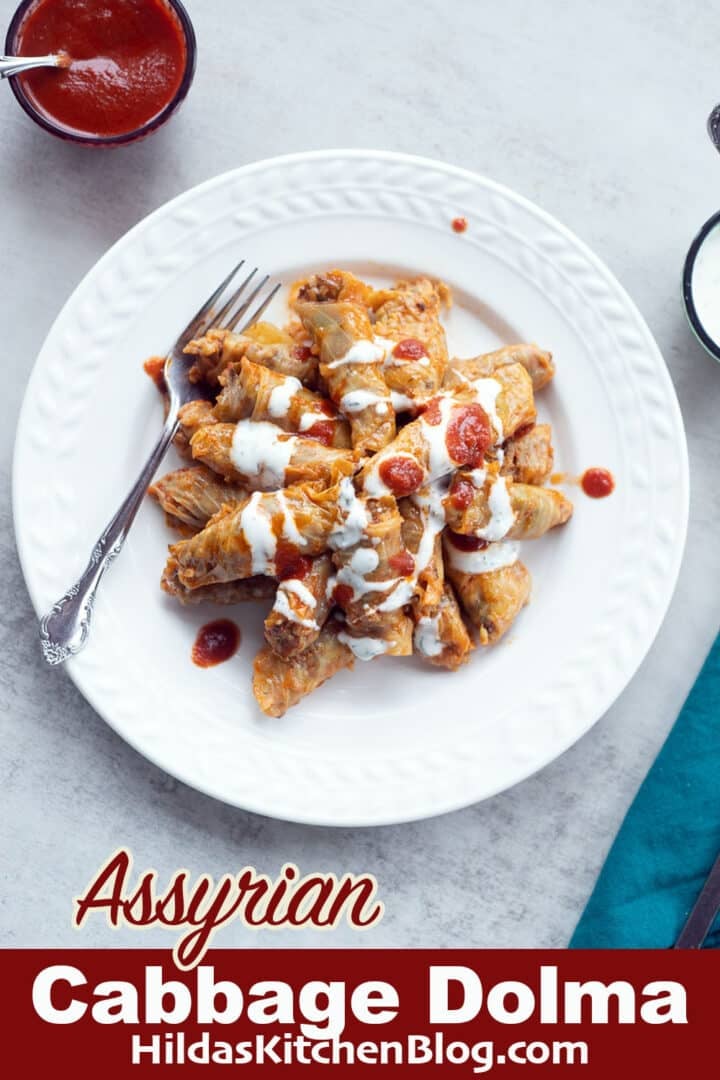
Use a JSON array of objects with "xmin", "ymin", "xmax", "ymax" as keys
[
  {"xmin": 469, "ymin": 376, "xmax": 503, "ymax": 442},
  {"xmin": 446, "ymin": 539, "xmax": 520, "ymax": 574},
  {"xmin": 361, "ymin": 468, "xmax": 389, "ymax": 498},
  {"xmin": 349, "ymin": 547, "xmax": 380, "ymax": 575},
  {"xmin": 230, "ymin": 420, "xmax": 295, "ymax": 489},
  {"xmin": 375, "ymin": 480, "xmax": 449, "ymax": 613},
  {"xmin": 283, "ymin": 579, "xmax": 317, "ymax": 607},
  {"xmin": 421, "ymin": 394, "xmax": 456, "ymax": 479},
  {"xmin": 275, "ymin": 490, "xmax": 306, "ymax": 546},
  {"xmin": 335, "ymin": 551, "xmax": 399, "ymax": 602},
  {"xmin": 373, "ymin": 335, "xmax": 397, "ymax": 360},
  {"xmin": 240, "ymin": 492, "xmax": 278, "ymax": 574},
  {"xmin": 325, "ymin": 339, "xmax": 385, "ymax": 369},
  {"xmin": 337, "ymin": 631, "xmax": 389, "ymax": 661},
  {"xmin": 340, "ymin": 389, "xmax": 390, "ymax": 416},
  {"xmin": 329, "ymin": 477, "xmax": 369, "ymax": 550},
  {"xmin": 390, "ymin": 390, "xmax": 415, "ymax": 412},
  {"xmin": 272, "ymin": 583, "xmax": 319, "ymax": 629},
  {"xmin": 414, "ymin": 613, "xmax": 443, "ymax": 657},
  {"xmin": 411, "ymin": 480, "xmax": 448, "ymax": 574},
  {"xmin": 267, "ymin": 375, "xmax": 302, "ymax": 419},
  {"xmin": 377, "ymin": 578, "xmax": 414, "ymax": 612},
  {"xmin": 473, "ymin": 475, "xmax": 515, "ymax": 542},
  {"xmin": 298, "ymin": 412, "xmax": 320, "ymax": 431}
]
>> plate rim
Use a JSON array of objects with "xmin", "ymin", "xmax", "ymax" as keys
[{"xmin": 12, "ymin": 148, "xmax": 690, "ymax": 826}]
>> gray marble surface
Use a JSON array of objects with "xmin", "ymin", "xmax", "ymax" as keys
[{"xmin": 2, "ymin": 0, "xmax": 720, "ymax": 950}]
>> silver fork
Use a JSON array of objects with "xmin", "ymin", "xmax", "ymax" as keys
[{"xmin": 39, "ymin": 262, "xmax": 281, "ymax": 665}]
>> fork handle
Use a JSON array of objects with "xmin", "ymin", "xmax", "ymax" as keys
[{"xmin": 39, "ymin": 416, "xmax": 179, "ymax": 665}]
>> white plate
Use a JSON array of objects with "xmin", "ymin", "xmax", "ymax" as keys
[{"xmin": 13, "ymin": 150, "xmax": 688, "ymax": 826}]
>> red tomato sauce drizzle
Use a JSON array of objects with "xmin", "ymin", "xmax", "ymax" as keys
[
  {"xmin": 274, "ymin": 542, "xmax": 311, "ymax": 582},
  {"xmin": 389, "ymin": 551, "xmax": 415, "ymax": 576},
  {"xmin": 379, "ymin": 456, "xmax": 424, "ymax": 497},
  {"xmin": 332, "ymin": 583, "xmax": 354, "ymax": 608},
  {"xmin": 446, "ymin": 404, "xmax": 492, "ymax": 467},
  {"xmin": 16, "ymin": 0, "xmax": 187, "ymax": 138},
  {"xmin": 192, "ymin": 620, "xmax": 240, "ymax": 668},
  {"xmin": 421, "ymin": 398, "xmax": 443, "ymax": 425},
  {"xmin": 450, "ymin": 477, "xmax": 476, "ymax": 510},
  {"xmin": 447, "ymin": 531, "xmax": 489, "ymax": 552},
  {"xmin": 392, "ymin": 338, "xmax": 427, "ymax": 361},
  {"xmin": 300, "ymin": 420, "xmax": 335, "ymax": 446}
]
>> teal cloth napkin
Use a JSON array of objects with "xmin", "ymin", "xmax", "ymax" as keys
[{"xmin": 571, "ymin": 631, "xmax": 720, "ymax": 948}]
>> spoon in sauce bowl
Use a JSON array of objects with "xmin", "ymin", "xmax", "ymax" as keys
[{"xmin": 0, "ymin": 50, "xmax": 70, "ymax": 78}]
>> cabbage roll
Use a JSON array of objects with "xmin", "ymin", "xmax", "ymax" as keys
[{"xmin": 253, "ymin": 619, "xmax": 354, "ymax": 717}]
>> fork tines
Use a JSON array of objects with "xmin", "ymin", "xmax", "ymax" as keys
[{"xmin": 179, "ymin": 260, "xmax": 282, "ymax": 347}]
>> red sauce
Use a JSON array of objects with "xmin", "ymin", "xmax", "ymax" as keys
[
  {"xmin": 16, "ymin": 0, "xmax": 187, "ymax": 138},
  {"xmin": 450, "ymin": 477, "xmax": 475, "ymax": 510},
  {"xmin": 379, "ymin": 456, "xmax": 424, "ymax": 497},
  {"xmin": 274, "ymin": 542, "xmax": 311, "ymax": 581},
  {"xmin": 292, "ymin": 344, "xmax": 314, "ymax": 363},
  {"xmin": 389, "ymin": 551, "xmax": 415, "ymax": 576},
  {"xmin": 332, "ymin": 583, "xmax": 354, "ymax": 608},
  {"xmin": 392, "ymin": 338, "xmax": 427, "ymax": 361},
  {"xmin": 452, "ymin": 217, "xmax": 468, "ymax": 233},
  {"xmin": 446, "ymin": 404, "xmax": 492, "ymax": 467},
  {"xmin": 581, "ymin": 467, "xmax": 615, "ymax": 499},
  {"xmin": 191, "ymin": 620, "xmax": 240, "ymax": 668},
  {"xmin": 421, "ymin": 397, "xmax": 444, "ymax": 425},
  {"xmin": 447, "ymin": 531, "xmax": 488, "ymax": 552},
  {"xmin": 300, "ymin": 419, "xmax": 335, "ymax": 446}
]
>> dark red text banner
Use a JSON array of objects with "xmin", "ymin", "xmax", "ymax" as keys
[{"xmin": 1, "ymin": 949, "xmax": 715, "ymax": 1075}]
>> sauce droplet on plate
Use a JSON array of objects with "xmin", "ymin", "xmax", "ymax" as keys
[
  {"xmin": 452, "ymin": 216, "xmax": 468, "ymax": 233},
  {"xmin": 581, "ymin": 467, "xmax": 615, "ymax": 498},
  {"xmin": 192, "ymin": 619, "xmax": 240, "ymax": 668}
]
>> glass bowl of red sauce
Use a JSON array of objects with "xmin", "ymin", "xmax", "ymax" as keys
[{"xmin": 6, "ymin": 0, "xmax": 196, "ymax": 146}]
